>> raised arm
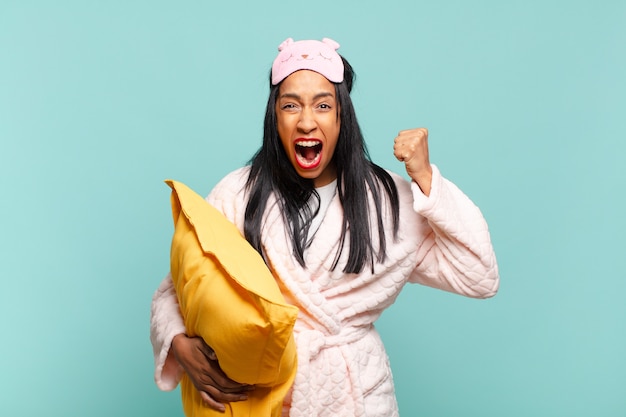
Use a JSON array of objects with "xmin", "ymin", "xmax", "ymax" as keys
[
  {"xmin": 408, "ymin": 166, "xmax": 499, "ymax": 298},
  {"xmin": 392, "ymin": 127, "xmax": 499, "ymax": 298}
]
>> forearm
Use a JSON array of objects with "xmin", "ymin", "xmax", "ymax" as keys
[{"xmin": 410, "ymin": 166, "xmax": 500, "ymax": 298}]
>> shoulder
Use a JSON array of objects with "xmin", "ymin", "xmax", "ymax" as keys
[
  {"xmin": 214, "ymin": 166, "xmax": 251, "ymax": 190},
  {"xmin": 381, "ymin": 168, "xmax": 414, "ymax": 203},
  {"xmin": 205, "ymin": 166, "xmax": 251, "ymax": 227},
  {"xmin": 385, "ymin": 169, "xmax": 411, "ymax": 188},
  {"xmin": 207, "ymin": 166, "xmax": 250, "ymax": 200}
]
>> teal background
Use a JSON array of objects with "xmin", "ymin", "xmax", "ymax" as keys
[{"xmin": 1, "ymin": 0, "xmax": 625, "ymax": 416}]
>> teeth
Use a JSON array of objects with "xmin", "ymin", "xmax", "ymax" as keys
[{"xmin": 296, "ymin": 140, "xmax": 320, "ymax": 147}]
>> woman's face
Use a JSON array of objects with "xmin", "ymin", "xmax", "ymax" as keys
[{"xmin": 276, "ymin": 70, "xmax": 340, "ymax": 187}]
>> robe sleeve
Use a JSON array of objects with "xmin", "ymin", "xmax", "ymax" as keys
[
  {"xmin": 150, "ymin": 273, "xmax": 186, "ymax": 391},
  {"xmin": 408, "ymin": 165, "xmax": 500, "ymax": 298}
]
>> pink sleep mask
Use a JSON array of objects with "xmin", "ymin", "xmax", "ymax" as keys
[{"xmin": 271, "ymin": 37, "xmax": 344, "ymax": 85}]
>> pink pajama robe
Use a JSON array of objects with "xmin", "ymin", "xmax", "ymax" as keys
[{"xmin": 150, "ymin": 165, "xmax": 499, "ymax": 416}]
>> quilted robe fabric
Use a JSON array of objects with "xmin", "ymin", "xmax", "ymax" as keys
[{"xmin": 150, "ymin": 164, "xmax": 499, "ymax": 417}]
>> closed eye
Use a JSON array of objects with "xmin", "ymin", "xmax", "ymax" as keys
[{"xmin": 318, "ymin": 52, "xmax": 333, "ymax": 61}]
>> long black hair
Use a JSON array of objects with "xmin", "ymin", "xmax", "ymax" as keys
[{"xmin": 244, "ymin": 56, "xmax": 400, "ymax": 274}]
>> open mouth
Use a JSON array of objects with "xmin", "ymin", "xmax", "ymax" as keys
[{"xmin": 295, "ymin": 139, "xmax": 322, "ymax": 169}]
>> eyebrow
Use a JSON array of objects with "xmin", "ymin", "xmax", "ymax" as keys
[{"xmin": 279, "ymin": 91, "xmax": 335, "ymax": 101}]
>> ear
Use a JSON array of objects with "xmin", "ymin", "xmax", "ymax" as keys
[
  {"xmin": 321, "ymin": 38, "xmax": 340, "ymax": 50},
  {"xmin": 278, "ymin": 38, "xmax": 294, "ymax": 51}
]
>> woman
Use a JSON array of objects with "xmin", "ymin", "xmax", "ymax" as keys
[{"xmin": 151, "ymin": 37, "xmax": 499, "ymax": 416}]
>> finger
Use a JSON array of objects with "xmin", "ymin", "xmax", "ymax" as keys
[
  {"xmin": 205, "ymin": 365, "xmax": 253, "ymax": 392},
  {"xmin": 204, "ymin": 385, "xmax": 250, "ymax": 403},
  {"xmin": 394, "ymin": 142, "xmax": 415, "ymax": 161},
  {"xmin": 199, "ymin": 391, "xmax": 226, "ymax": 412},
  {"xmin": 393, "ymin": 141, "xmax": 406, "ymax": 161},
  {"xmin": 204, "ymin": 373, "xmax": 254, "ymax": 394},
  {"xmin": 394, "ymin": 148, "xmax": 411, "ymax": 162},
  {"xmin": 398, "ymin": 127, "xmax": 428, "ymax": 137},
  {"xmin": 212, "ymin": 377, "xmax": 254, "ymax": 393}
]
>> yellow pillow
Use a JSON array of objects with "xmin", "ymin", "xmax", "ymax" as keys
[{"xmin": 166, "ymin": 179, "xmax": 298, "ymax": 417}]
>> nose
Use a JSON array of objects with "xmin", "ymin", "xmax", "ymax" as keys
[{"xmin": 297, "ymin": 107, "xmax": 316, "ymax": 133}]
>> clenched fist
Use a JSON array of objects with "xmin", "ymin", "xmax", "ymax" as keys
[{"xmin": 393, "ymin": 128, "xmax": 433, "ymax": 196}]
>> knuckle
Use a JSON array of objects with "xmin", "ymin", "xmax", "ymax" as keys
[
  {"xmin": 198, "ymin": 375, "xmax": 213, "ymax": 386},
  {"xmin": 205, "ymin": 386, "xmax": 223, "ymax": 398}
]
